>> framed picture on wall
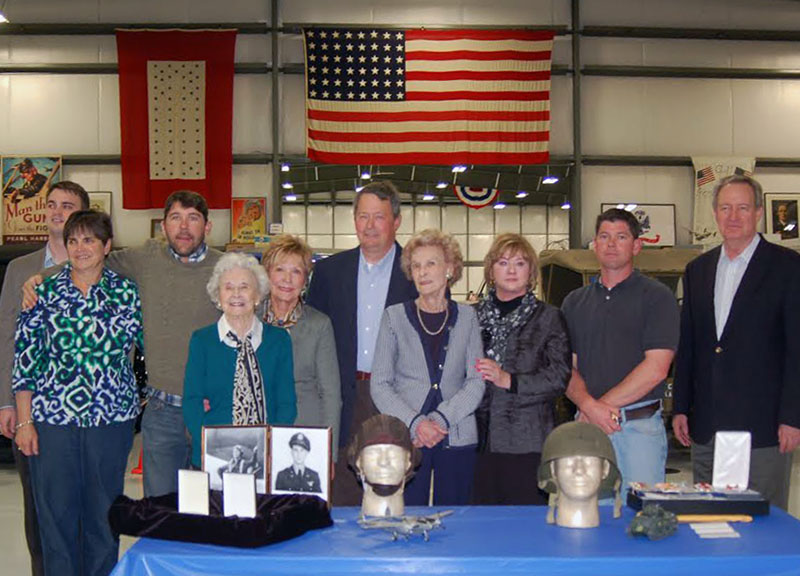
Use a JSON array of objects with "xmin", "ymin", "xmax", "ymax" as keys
[
  {"xmin": 150, "ymin": 218, "xmax": 164, "ymax": 240},
  {"xmin": 764, "ymin": 193, "xmax": 799, "ymax": 241},
  {"xmin": 2, "ymin": 155, "xmax": 63, "ymax": 243},
  {"xmin": 88, "ymin": 191, "xmax": 112, "ymax": 215},
  {"xmin": 601, "ymin": 203, "xmax": 676, "ymax": 247},
  {"xmin": 202, "ymin": 425, "xmax": 269, "ymax": 494},
  {"xmin": 231, "ymin": 197, "xmax": 267, "ymax": 243},
  {"xmin": 269, "ymin": 426, "xmax": 331, "ymax": 503}
]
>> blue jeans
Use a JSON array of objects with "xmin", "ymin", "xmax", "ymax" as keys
[
  {"xmin": 141, "ymin": 396, "xmax": 191, "ymax": 497},
  {"xmin": 609, "ymin": 406, "xmax": 667, "ymax": 492},
  {"xmin": 29, "ymin": 420, "xmax": 134, "ymax": 576}
]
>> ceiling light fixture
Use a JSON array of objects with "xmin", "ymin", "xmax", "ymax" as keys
[
  {"xmin": 436, "ymin": 182, "xmax": 448, "ymax": 189},
  {"xmin": 280, "ymin": 163, "xmax": 290, "ymax": 172},
  {"xmin": 284, "ymin": 194, "xmax": 297, "ymax": 202},
  {"xmin": 451, "ymin": 165, "xmax": 467, "ymax": 173},
  {"xmin": 560, "ymin": 200, "xmax": 571, "ymax": 210},
  {"xmin": 281, "ymin": 182, "xmax": 293, "ymax": 190},
  {"xmin": 493, "ymin": 202, "xmax": 506, "ymax": 210},
  {"xmin": 543, "ymin": 176, "xmax": 559, "ymax": 185},
  {"xmin": 516, "ymin": 191, "xmax": 529, "ymax": 199},
  {"xmin": 422, "ymin": 194, "xmax": 435, "ymax": 201}
]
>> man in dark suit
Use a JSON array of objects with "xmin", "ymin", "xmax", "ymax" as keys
[
  {"xmin": 275, "ymin": 433, "xmax": 322, "ymax": 493},
  {"xmin": 673, "ymin": 174, "xmax": 800, "ymax": 510},
  {"xmin": 0, "ymin": 181, "xmax": 89, "ymax": 576},
  {"xmin": 307, "ymin": 181, "xmax": 417, "ymax": 505}
]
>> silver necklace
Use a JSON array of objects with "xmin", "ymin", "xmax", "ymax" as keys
[{"xmin": 416, "ymin": 300, "xmax": 449, "ymax": 336}]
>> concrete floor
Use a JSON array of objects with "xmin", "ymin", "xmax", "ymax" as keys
[{"xmin": 0, "ymin": 435, "xmax": 798, "ymax": 575}]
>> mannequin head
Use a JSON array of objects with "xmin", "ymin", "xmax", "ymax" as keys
[
  {"xmin": 347, "ymin": 414, "xmax": 421, "ymax": 517},
  {"xmin": 538, "ymin": 422, "xmax": 621, "ymax": 528},
  {"xmin": 550, "ymin": 455, "xmax": 610, "ymax": 527}
]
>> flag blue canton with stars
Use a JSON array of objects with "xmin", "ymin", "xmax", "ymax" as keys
[{"xmin": 305, "ymin": 28, "xmax": 406, "ymax": 101}]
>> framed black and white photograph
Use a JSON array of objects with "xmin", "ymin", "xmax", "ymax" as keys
[
  {"xmin": 202, "ymin": 425, "xmax": 268, "ymax": 494},
  {"xmin": 601, "ymin": 203, "xmax": 676, "ymax": 247},
  {"xmin": 88, "ymin": 191, "xmax": 112, "ymax": 216},
  {"xmin": 269, "ymin": 426, "xmax": 331, "ymax": 502},
  {"xmin": 765, "ymin": 193, "xmax": 799, "ymax": 241}
]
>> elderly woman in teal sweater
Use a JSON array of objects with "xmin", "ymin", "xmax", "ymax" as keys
[{"xmin": 183, "ymin": 252, "xmax": 297, "ymax": 467}]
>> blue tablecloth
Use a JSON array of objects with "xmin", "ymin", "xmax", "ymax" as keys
[{"xmin": 111, "ymin": 506, "xmax": 800, "ymax": 576}]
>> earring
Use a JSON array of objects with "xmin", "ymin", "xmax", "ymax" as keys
[{"xmin": 446, "ymin": 271, "xmax": 452, "ymax": 280}]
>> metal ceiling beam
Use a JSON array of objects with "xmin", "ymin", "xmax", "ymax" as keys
[
  {"xmin": 58, "ymin": 154, "xmax": 800, "ymax": 169},
  {"xmin": 583, "ymin": 65, "xmax": 800, "ymax": 80},
  {"xmin": 582, "ymin": 26, "xmax": 800, "ymax": 42},
  {"xmin": 0, "ymin": 63, "xmax": 272, "ymax": 74},
  {"xmin": 0, "ymin": 22, "xmax": 269, "ymax": 35},
  {"xmin": 280, "ymin": 23, "xmax": 570, "ymax": 34}
]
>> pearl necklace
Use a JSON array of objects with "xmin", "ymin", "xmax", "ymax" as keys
[{"xmin": 416, "ymin": 300, "xmax": 449, "ymax": 336}]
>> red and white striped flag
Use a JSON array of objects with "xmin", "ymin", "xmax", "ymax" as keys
[{"xmin": 304, "ymin": 28, "xmax": 554, "ymax": 165}]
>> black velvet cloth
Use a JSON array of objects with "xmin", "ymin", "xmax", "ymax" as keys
[{"xmin": 109, "ymin": 491, "xmax": 333, "ymax": 548}]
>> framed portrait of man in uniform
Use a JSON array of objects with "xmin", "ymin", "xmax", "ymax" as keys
[
  {"xmin": 269, "ymin": 426, "xmax": 332, "ymax": 503},
  {"xmin": 202, "ymin": 425, "xmax": 268, "ymax": 494}
]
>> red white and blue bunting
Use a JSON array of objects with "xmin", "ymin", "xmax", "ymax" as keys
[{"xmin": 453, "ymin": 186, "xmax": 499, "ymax": 209}]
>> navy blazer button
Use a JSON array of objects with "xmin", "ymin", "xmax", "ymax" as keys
[{"xmin": 714, "ymin": 346, "xmax": 723, "ymax": 354}]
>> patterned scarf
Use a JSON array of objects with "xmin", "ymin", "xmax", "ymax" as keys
[
  {"xmin": 228, "ymin": 331, "xmax": 267, "ymax": 425},
  {"xmin": 476, "ymin": 290, "xmax": 538, "ymax": 366},
  {"xmin": 265, "ymin": 300, "xmax": 303, "ymax": 330}
]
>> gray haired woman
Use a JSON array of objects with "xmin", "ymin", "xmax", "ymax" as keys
[{"xmin": 183, "ymin": 252, "xmax": 297, "ymax": 468}]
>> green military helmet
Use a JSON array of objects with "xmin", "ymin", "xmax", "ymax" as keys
[{"xmin": 537, "ymin": 421, "xmax": 623, "ymax": 521}]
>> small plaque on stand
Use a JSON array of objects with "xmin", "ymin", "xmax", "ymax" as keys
[
  {"xmin": 223, "ymin": 472, "xmax": 257, "ymax": 518},
  {"xmin": 178, "ymin": 469, "xmax": 210, "ymax": 516},
  {"xmin": 713, "ymin": 431, "xmax": 751, "ymax": 490}
]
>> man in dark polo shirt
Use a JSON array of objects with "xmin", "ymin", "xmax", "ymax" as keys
[{"xmin": 561, "ymin": 208, "xmax": 679, "ymax": 492}]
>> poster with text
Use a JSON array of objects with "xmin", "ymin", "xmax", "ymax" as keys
[
  {"xmin": 230, "ymin": 197, "xmax": 267, "ymax": 243},
  {"xmin": 2, "ymin": 156, "xmax": 62, "ymax": 243}
]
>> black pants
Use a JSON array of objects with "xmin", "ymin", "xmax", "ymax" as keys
[
  {"xmin": 471, "ymin": 451, "xmax": 546, "ymax": 505},
  {"xmin": 13, "ymin": 439, "xmax": 44, "ymax": 576}
]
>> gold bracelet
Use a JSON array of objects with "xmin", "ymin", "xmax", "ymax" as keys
[{"xmin": 14, "ymin": 419, "xmax": 33, "ymax": 431}]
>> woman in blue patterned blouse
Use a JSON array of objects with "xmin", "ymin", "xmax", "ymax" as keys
[{"xmin": 13, "ymin": 210, "xmax": 143, "ymax": 576}]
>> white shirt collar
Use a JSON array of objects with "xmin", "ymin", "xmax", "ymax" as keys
[
  {"xmin": 359, "ymin": 243, "xmax": 396, "ymax": 273},
  {"xmin": 217, "ymin": 315, "xmax": 263, "ymax": 350},
  {"xmin": 720, "ymin": 234, "xmax": 760, "ymax": 265}
]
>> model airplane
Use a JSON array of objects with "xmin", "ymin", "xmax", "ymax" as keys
[{"xmin": 358, "ymin": 510, "xmax": 454, "ymax": 542}]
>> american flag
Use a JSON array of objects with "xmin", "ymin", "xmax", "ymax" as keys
[
  {"xmin": 696, "ymin": 166, "xmax": 715, "ymax": 186},
  {"xmin": 303, "ymin": 28, "xmax": 554, "ymax": 165}
]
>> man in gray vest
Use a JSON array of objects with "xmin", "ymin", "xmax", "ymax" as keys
[{"xmin": 23, "ymin": 190, "xmax": 222, "ymax": 498}]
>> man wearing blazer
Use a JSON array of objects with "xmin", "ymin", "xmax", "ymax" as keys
[
  {"xmin": 0, "ymin": 181, "xmax": 90, "ymax": 576},
  {"xmin": 673, "ymin": 174, "xmax": 800, "ymax": 510},
  {"xmin": 307, "ymin": 181, "xmax": 417, "ymax": 505}
]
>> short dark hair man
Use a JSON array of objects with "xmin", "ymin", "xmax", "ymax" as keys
[
  {"xmin": 23, "ymin": 189, "xmax": 222, "ymax": 498},
  {"xmin": 673, "ymin": 174, "xmax": 800, "ymax": 509},
  {"xmin": 0, "ymin": 180, "xmax": 90, "ymax": 576},
  {"xmin": 307, "ymin": 181, "xmax": 417, "ymax": 505},
  {"xmin": 561, "ymin": 208, "xmax": 680, "ymax": 493},
  {"xmin": 275, "ymin": 433, "xmax": 321, "ymax": 493}
]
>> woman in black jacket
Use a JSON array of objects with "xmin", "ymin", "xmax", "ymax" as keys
[{"xmin": 472, "ymin": 234, "xmax": 572, "ymax": 505}]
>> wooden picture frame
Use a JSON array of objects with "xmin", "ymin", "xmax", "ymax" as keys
[
  {"xmin": 269, "ymin": 425, "xmax": 332, "ymax": 504},
  {"xmin": 201, "ymin": 425, "xmax": 269, "ymax": 494},
  {"xmin": 764, "ymin": 193, "xmax": 800, "ymax": 241},
  {"xmin": 601, "ymin": 203, "xmax": 676, "ymax": 247},
  {"xmin": 88, "ymin": 191, "xmax": 112, "ymax": 215}
]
